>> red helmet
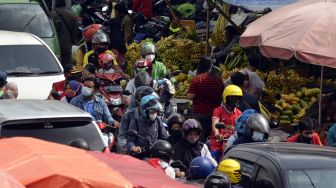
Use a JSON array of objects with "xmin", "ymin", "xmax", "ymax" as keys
[
  {"xmin": 98, "ymin": 52, "xmax": 115, "ymax": 68},
  {"xmin": 82, "ymin": 24, "xmax": 102, "ymax": 42}
]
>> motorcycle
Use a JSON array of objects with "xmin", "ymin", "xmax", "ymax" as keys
[
  {"xmin": 126, "ymin": 129, "xmax": 153, "ymax": 159},
  {"xmin": 96, "ymin": 121, "xmax": 116, "ymax": 152},
  {"xmin": 95, "ymin": 72, "xmax": 126, "ymax": 123}
]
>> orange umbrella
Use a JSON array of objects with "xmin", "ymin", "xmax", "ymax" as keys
[
  {"xmin": 240, "ymin": 0, "xmax": 336, "ymax": 68},
  {"xmin": 0, "ymin": 168, "xmax": 25, "ymax": 188},
  {"xmin": 0, "ymin": 137, "xmax": 133, "ymax": 188}
]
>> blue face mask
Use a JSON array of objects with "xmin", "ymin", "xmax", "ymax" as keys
[{"xmin": 82, "ymin": 86, "xmax": 93, "ymax": 97}]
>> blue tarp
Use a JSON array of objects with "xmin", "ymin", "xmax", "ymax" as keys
[{"xmin": 223, "ymin": 0, "xmax": 298, "ymax": 12}]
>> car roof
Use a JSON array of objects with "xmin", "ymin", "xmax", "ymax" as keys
[
  {"xmin": 0, "ymin": 30, "xmax": 42, "ymax": 45},
  {"xmin": 0, "ymin": 100, "xmax": 93, "ymax": 123},
  {"xmin": 227, "ymin": 142, "xmax": 336, "ymax": 170}
]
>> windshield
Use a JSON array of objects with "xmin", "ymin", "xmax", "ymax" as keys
[
  {"xmin": 288, "ymin": 169, "xmax": 336, "ymax": 188},
  {"xmin": 1, "ymin": 121, "xmax": 105, "ymax": 151},
  {"xmin": 0, "ymin": 4, "xmax": 53, "ymax": 38},
  {"xmin": 0, "ymin": 45, "xmax": 62, "ymax": 75}
]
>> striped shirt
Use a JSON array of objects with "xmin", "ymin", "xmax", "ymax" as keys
[{"xmin": 188, "ymin": 73, "xmax": 224, "ymax": 116}]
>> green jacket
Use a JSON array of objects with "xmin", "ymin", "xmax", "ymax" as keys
[{"xmin": 152, "ymin": 61, "xmax": 167, "ymax": 79}]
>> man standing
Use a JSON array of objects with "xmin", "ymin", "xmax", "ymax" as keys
[
  {"xmin": 70, "ymin": 77, "xmax": 119, "ymax": 127},
  {"xmin": 114, "ymin": 2, "xmax": 134, "ymax": 44},
  {"xmin": 52, "ymin": 0, "xmax": 79, "ymax": 67}
]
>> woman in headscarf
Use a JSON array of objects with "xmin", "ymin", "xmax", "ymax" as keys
[{"xmin": 61, "ymin": 80, "xmax": 82, "ymax": 103}]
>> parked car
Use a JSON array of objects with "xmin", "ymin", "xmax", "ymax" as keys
[
  {"xmin": 223, "ymin": 142, "xmax": 336, "ymax": 188},
  {"xmin": 0, "ymin": 100, "xmax": 107, "ymax": 151},
  {"xmin": 0, "ymin": 30, "xmax": 64, "ymax": 99},
  {"xmin": 0, "ymin": 0, "xmax": 61, "ymax": 58}
]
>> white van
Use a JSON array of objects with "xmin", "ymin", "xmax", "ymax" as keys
[{"xmin": 0, "ymin": 30, "xmax": 64, "ymax": 99}]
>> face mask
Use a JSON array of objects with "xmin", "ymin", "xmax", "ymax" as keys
[
  {"xmin": 4, "ymin": 90, "xmax": 15, "ymax": 99},
  {"xmin": 171, "ymin": 130, "xmax": 182, "ymax": 138},
  {"xmin": 82, "ymin": 86, "xmax": 93, "ymax": 97},
  {"xmin": 96, "ymin": 47, "xmax": 107, "ymax": 54},
  {"xmin": 227, "ymin": 99, "xmax": 240, "ymax": 109},
  {"xmin": 145, "ymin": 54, "xmax": 155, "ymax": 63},
  {"xmin": 252, "ymin": 131, "xmax": 265, "ymax": 142},
  {"xmin": 104, "ymin": 62, "xmax": 113, "ymax": 70},
  {"xmin": 149, "ymin": 113, "xmax": 158, "ymax": 121}
]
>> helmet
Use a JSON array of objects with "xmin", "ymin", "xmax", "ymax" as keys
[
  {"xmin": 98, "ymin": 52, "xmax": 115, "ymax": 68},
  {"xmin": 151, "ymin": 140, "xmax": 172, "ymax": 160},
  {"xmin": 182, "ymin": 119, "xmax": 202, "ymax": 137},
  {"xmin": 135, "ymin": 86, "xmax": 158, "ymax": 104},
  {"xmin": 167, "ymin": 113, "xmax": 184, "ymax": 129},
  {"xmin": 82, "ymin": 24, "xmax": 102, "ymax": 41},
  {"xmin": 153, "ymin": 78, "xmax": 176, "ymax": 95},
  {"xmin": 223, "ymin": 85, "xmax": 243, "ymax": 104},
  {"xmin": 246, "ymin": 113, "xmax": 270, "ymax": 139},
  {"xmin": 141, "ymin": 42, "xmax": 158, "ymax": 63},
  {"xmin": 134, "ymin": 71, "xmax": 153, "ymax": 88},
  {"xmin": 189, "ymin": 156, "xmax": 215, "ymax": 179},
  {"xmin": 140, "ymin": 94, "xmax": 163, "ymax": 119},
  {"xmin": 217, "ymin": 159, "xmax": 241, "ymax": 184},
  {"xmin": 235, "ymin": 109, "xmax": 258, "ymax": 134},
  {"xmin": 204, "ymin": 171, "xmax": 231, "ymax": 188},
  {"xmin": 134, "ymin": 58, "xmax": 152, "ymax": 75},
  {"xmin": 92, "ymin": 32, "xmax": 110, "ymax": 44}
]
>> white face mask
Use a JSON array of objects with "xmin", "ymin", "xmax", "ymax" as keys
[
  {"xmin": 82, "ymin": 86, "xmax": 93, "ymax": 97},
  {"xmin": 145, "ymin": 54, "xmax": 155, "ymax": 63},
  {"xmin": 149, "ymin": 113, "xmax": 157, "ymax": 121},
  {"xmin": 252, "ymin": 131, "xmax": 265, "ymax": 142}
]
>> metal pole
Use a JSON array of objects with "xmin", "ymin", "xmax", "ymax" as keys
[
  {"xmin": 205, "ymin": 0, "xmax": 210, "ymax": 56},
  {"xmin": 318, "ymin": 66, "xmax": 324, "ymax": 125}
]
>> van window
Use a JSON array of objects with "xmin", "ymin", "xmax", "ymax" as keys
[
  {"xmin": 1, "ymin": 121, "xmax": 105, "ymax": 151},
  {"xmin": 0, "ymin": 4, "xmax": 53, "ymax": 38},
  {"xmin": 0, "ymin": 45, "xmax": 62, "ymax": 75}
]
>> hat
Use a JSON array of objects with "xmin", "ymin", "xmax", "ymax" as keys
[
  {"xmin": 0, "ymin": 71, "xmax": 7, "ymax": 87},
  {"xmin": 64, "ymin": 64, "xmax": 81, "ymax": 74}
]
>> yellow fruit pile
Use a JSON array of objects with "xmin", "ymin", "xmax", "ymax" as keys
[
  {"xmin": 174, "ymin": 73, "xmax": 194, "ymax": 98},
  {"xmin": 276, "ymin": 87, "xmax": 320, "ymax": 126}
]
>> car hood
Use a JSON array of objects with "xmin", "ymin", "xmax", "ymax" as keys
[{"xmin": 8, "ymin": 74, "xmax": 64, "ymax": 99}]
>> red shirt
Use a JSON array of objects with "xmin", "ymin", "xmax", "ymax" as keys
[
  {"xmin": 209, "ymin": 105, "xmax": 242, "ymax": 151},
  {"xmin": 188, "ymin": 73, "xmax": 224, "ymax": 116},
  {"xmin": 132, "ymin": 0, "xmax": 153, "ymax": 18},
  {"xmin": 287, "ymin": 133, "xmax": 322, "ymax": 146}
]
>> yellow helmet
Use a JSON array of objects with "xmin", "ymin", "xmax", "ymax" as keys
[
  {"xmin": 217, "ymin": 159, "xmax": 241, "ymax": 184},
  {"xmin": 223, "ymin": 85, "xmax": 243, "ymax": 104}
]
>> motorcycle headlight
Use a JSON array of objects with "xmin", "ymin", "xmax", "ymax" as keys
[{"xmin": 111, "ymin": 98, "xmax": 121, "ymax": 106}]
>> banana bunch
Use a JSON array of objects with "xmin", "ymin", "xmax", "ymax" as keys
[
  {"xmin": 126, "ymin": 42, "xmax": 142, "ymax": 77},
  {"xmin": 174, "ymin": 73, "xmax": 193, "ymax": 98},
  {"xmin": 222, "ymin": 44, "xmax": 249, "ymax": 70},
  {"xmin": 210, "ymin": 3, "xmax": 229, "ymax": 46}
]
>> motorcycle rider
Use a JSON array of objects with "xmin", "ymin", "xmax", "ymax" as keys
[
  {"xmin": 147, "ymin": 140, "xmax": 176, "ymax": 179},
  {"xmin": 171, "ymin": 119, "xmax": 217, "ymax": 171},
  {"xmin": 209, "ymin": 85, "xmax": 242, "ymax": 162},
  {"xmin": 166, "ymin": 113, "xmax": 184, "ymax": 147},
  {"xmin": 204, "ymin": 171, "xmax": 232, "ymax": 188},
  {"xmin": 217, "ymin": 159, "xmax": 243, "ymax": 188},
  {"xmin": 76, "ymin": 24, "xmax": 103, "ymax": 71},
  {"xmin": 226, "ymin": 109, "xmax": 258, "ymax": 149},
  {"xmin": 60, "ymin": 80, "xmax": 82, "ymax": 103},
  {"xmin": 141, "ymin": 42, "xmax": 168, "ymax": 79},
  {"xmin": 232, "ymin": 113, "xmax": 270, "ymax": 145},
  {"xmin": 153, "ymin": 78, "xmax": 177, "ymax": 119},
  {"xmin": 126, "ymin": 58, "xmax": 152, "ymax": 97},
  {"xmin": 126, "ymin": 94, "xmax": 169, "ymax": 158},
  {"xmin": 128, "ymin": 86, "xmax": 158, "ymax": 110},
  {"xmin": 70, "ymin": 77, "xmax": 119, "ymax": 127},
  {"xmin": 83, "ymin": 31, "xmax": 118, "ymax": 69},
  {"xmin": 97, "ymin": 52, "xmax": 118, "ymax": 74}
]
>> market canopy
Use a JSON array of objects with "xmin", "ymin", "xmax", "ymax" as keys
[
  {"xmin": 239, "ymin": 0, "xmax": 336, "ymax": 69},
  {"xmin": 222, "ymin": 0, "xmax": 298, "ymax": 12}
]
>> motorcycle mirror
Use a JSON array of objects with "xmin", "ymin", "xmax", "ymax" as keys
[
  {"xmin": 128, "ymin": 10, "xmax": 133, "ymax": 14},
  {"xmin": 126, "ymin": 129, "xmax": 138, "ymax": 136},
  {"xmin": 215, "ymin": 123, "xmax": 226, "ymax": 129},
  {"xmin": 102, "ymin": 5, "xmax": 108, "ymax": 12}
]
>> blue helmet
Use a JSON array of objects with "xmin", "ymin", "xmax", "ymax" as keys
[
  {"xmin": 140, "ymin": 94, "xmax": 163, "ymax": 120},
  {"xmin": 189, "ymin": 156, "xmax": 215, "ymax": 179},
  {"xmin": 235, "ymin": 109, "xmax": 258, "ymax": 134}
]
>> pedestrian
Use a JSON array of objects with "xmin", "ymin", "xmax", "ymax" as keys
[
  {"xmin": 0, "ymin": 71, "xmax": 8, "ymax": 99},
  {"xmin": 52, "ymin": 0, "xmax": 79, "ymax": 67},
  {"xmin": 70, "ymin": 77, "xmax": 119, "ymax": 127},
  {"xmin": 188, "ymin": 57, "xmax": 224, "ymax": 142},
  {"xmin": 114, "ymin": 2, "xmax": 134, "ymax": 44},
  {"xmin": 108, "ymin": 17, "xmax": 127, "ymax": 68},
  {"xmin": 3, "ymin": 82, "xmax": 18, "ymax": 99},
  {"xmin": 287, "ymin": 117, "xmax": 322, "ymax": 146}
]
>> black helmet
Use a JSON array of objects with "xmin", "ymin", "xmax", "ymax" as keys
[
  {"xmin": 134, "ymin": 71, "xmax": 153, "ymax": 88},
  {"xmin": 68, "ymin": 138, "xmax": 90, "ymax": 150},
  {"xmin": 204, "ymin": 171, "xmax": 231, "ymax": 188},
  {"xmin": 151, "ymin": 140, "xmax": 172, "ymax": 161},
  {"xmin": 167, "ymin": 113, "xmax": 184, "ymax": 130},
  {"xmin": 135, "ymin": 86, "xmax": 158, "ymax": 104}
]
